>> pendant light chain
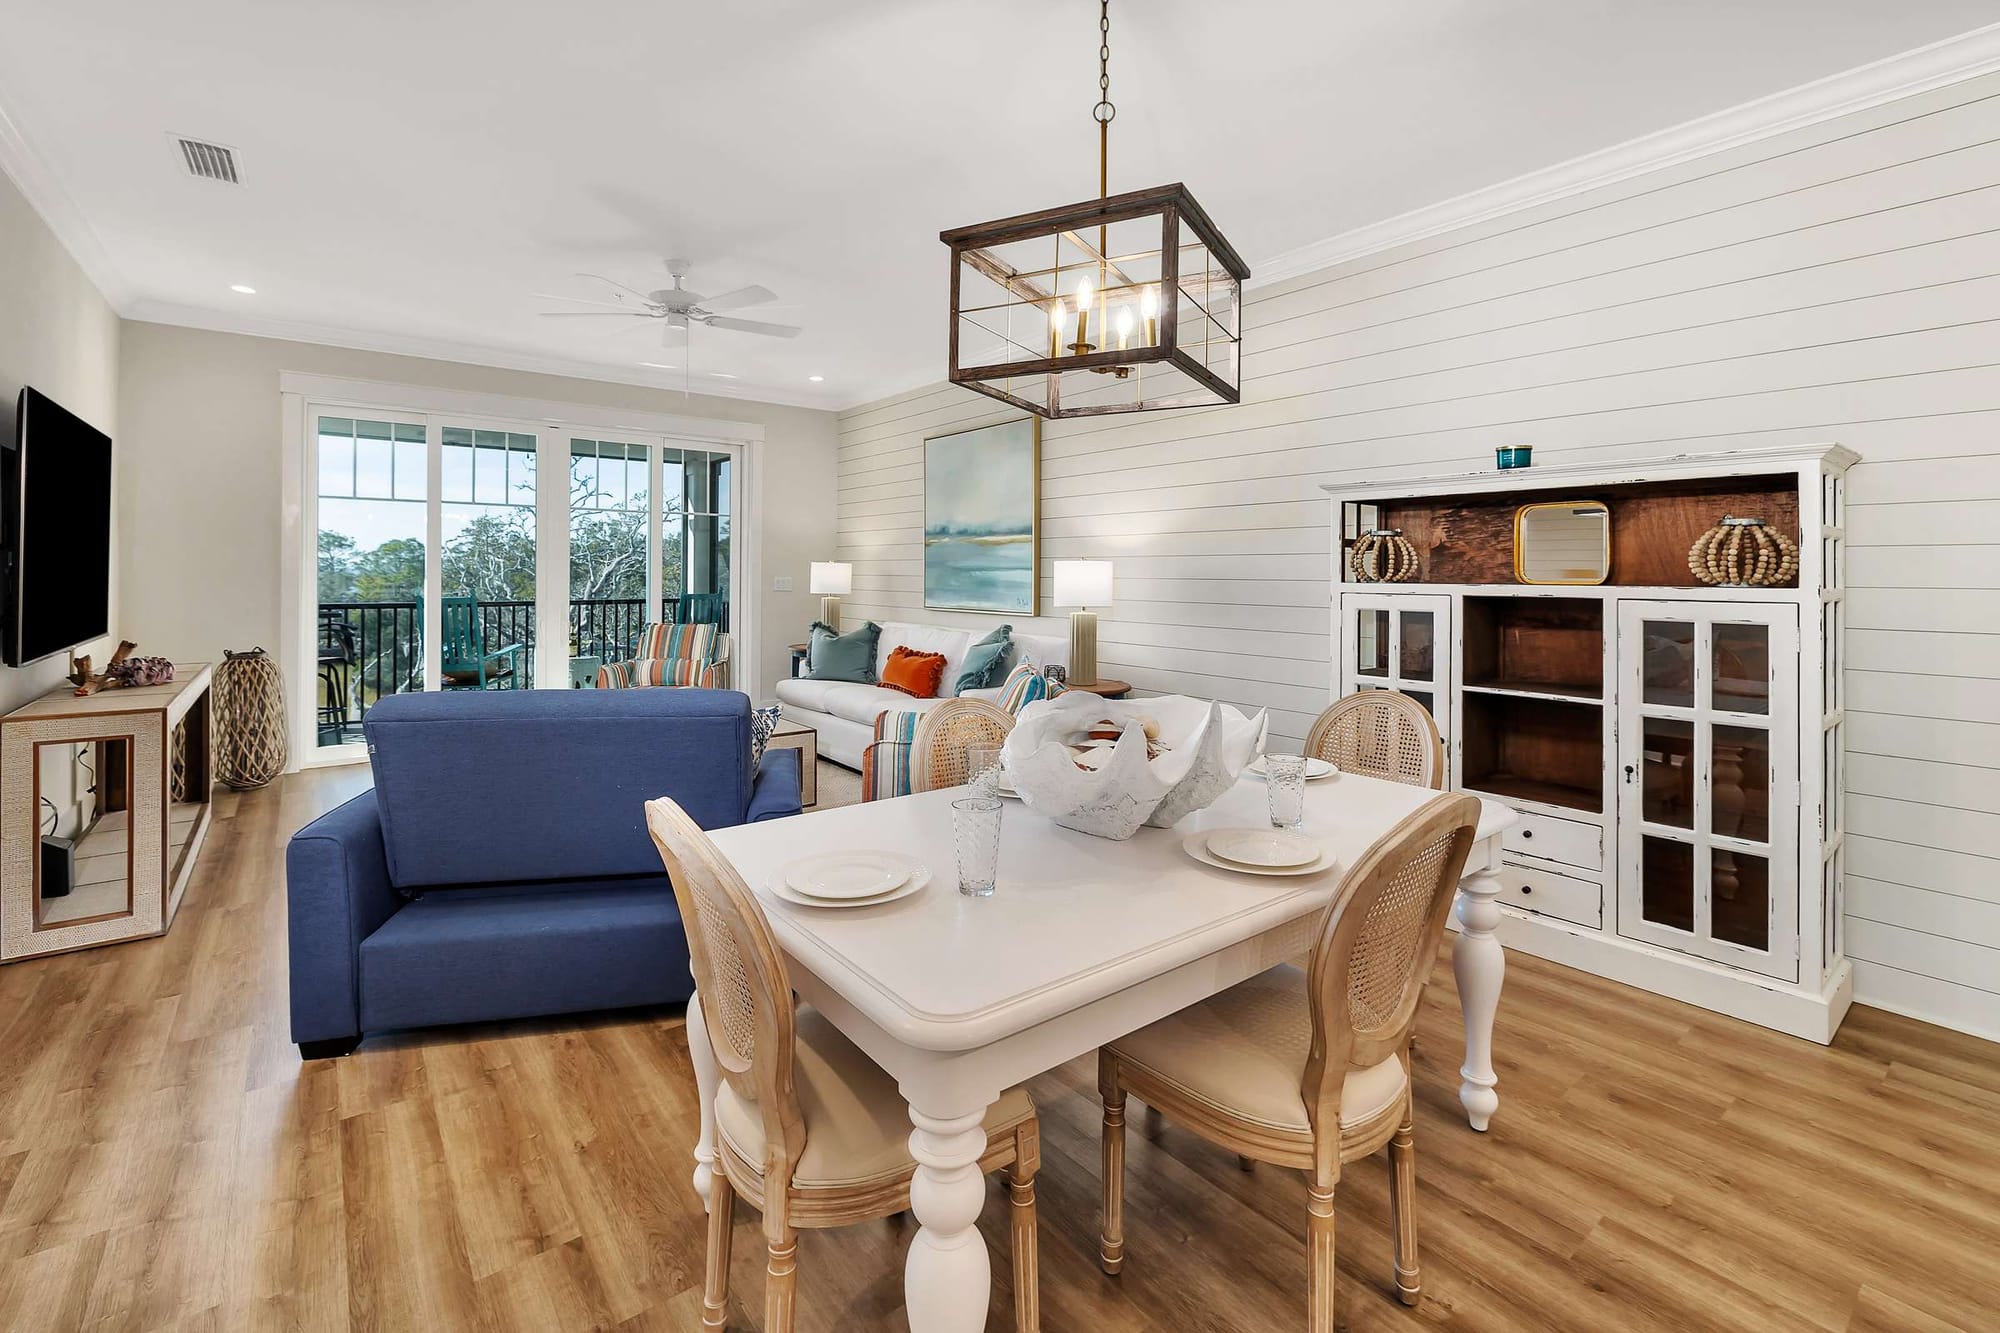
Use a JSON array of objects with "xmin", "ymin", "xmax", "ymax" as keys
[
  {"xmin": 938, "ymin": 0, "xmax": 1245, "ymax": 416},
  {"xmin": 1093, "ymin": 0, "xmax": 1115, "ymax": 201}
]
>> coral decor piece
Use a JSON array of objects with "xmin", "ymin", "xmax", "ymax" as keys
[
  {"xmin": 1001, "ymin": 693, "xmax": 1267, "ymax": 840},
  {"xmin": 68, "ymin": 640, "xmax": 174, "ymax": 695},
  {"xmin": 1689, "ymin": 516, "xmax": 1799, "ymax": 588},
  {"xmin": 110, "ymin": 655, "xmax": 176, "ymax": 687}
]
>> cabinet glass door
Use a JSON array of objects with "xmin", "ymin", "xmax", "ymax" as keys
[
  {"xmin": 1339, "ymin": 593, "xmax": 1452, "ymax": 746},
  {"xmin": 1616, "ymin": 601, "xmax": 1798, "ymax": 979}
]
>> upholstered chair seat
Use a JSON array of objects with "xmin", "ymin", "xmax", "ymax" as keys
[
  {"xmin": 715, "ymin": 1006, "xmax": 1035, "ymax": 1192},
  {"xmin": 1107, "ymin": 965, "xmax": 1408, "ymax": 1137}
]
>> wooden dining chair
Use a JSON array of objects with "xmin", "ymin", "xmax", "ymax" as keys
[
  {"xmin": 909, "ymin": 697, "xmax": 1014, "ymax": 793},
  {"xmin": 645, "ymin": 797, "xmax": 1043, "ymax": 1332},
  {"xmin": 1097, "ymin": 793, "xmax": 1482, "ymax": 1331},
  {"xmin": 1304, "ymin": 690, "xmax": 1444, "ymax": 789}
]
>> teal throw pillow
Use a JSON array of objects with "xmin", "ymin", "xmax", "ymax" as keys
[
  {"xmin": 954, "ymin": 624, "xmax": 1013, "ymax": 694},
  {"xmin": 805, "ymin": 620, "xmax": 880, "ymax": 683}
]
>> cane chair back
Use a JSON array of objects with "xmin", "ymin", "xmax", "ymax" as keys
[
  {"xmin": 910, "ymin": 698, "xmax": 1015, "ymax": 793},
  {"xmin": 1305, "ymin": 691, "xmax": 1443, "ymax": 790},
  {"xmin": 645, "ymin": 798, "xmax": 805, "ymax": 1177},
  {"xmin": 1302, "ymin": 794, "xmax": 1480, "ymax": 1144}
]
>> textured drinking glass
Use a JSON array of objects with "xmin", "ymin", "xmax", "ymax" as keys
[
  {"xmin": 1266, "ymin": 754, "xmax": 1307, "ymax": 830},
  {"xmin": 954, "ymin": 797, "xmax": 1003, "ymax": 897},
  {"xmin": 966, "ymin": 744, "xmax": 1005, "ymax": 798}
]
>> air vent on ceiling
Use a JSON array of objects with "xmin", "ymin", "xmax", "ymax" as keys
[{"xmin": 176, "ymin": 137, "xmax": 240, "ymax": 184}]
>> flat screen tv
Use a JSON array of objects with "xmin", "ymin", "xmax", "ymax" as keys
[{"xmin": 2, "ymin": 387, "xmax": 113, "ymax": 667}]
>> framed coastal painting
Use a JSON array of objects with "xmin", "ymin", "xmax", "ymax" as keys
[{"xmin": 923, "ymin": 417, "xmax": 1039, "ymax": 614}]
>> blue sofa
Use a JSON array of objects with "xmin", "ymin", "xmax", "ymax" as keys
[{"xmin": 286, "ymin": 688, "xmax": 801, "ymax": 1057}]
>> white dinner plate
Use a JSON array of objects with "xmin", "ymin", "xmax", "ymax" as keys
[
  {"xmin": 783, "ymin": 851, "xmax": 912, "ymax": 901},
  {"xmin": 1205, "ymin": 827, "xmax": 1322, "ymax": 869},
  {"xmin": 1246, "ymin": 755, "xmax": 1337, "ymax": 781},
  {"xmin": 994, "ymin": 775, "xmax": 1023, "ymax": 800},
  {"xmin": 768, "ymin": 861, "xmax": 931, "ymax": 909},
  {"xmin": 1181, "ymin": 832, "xmax": 1337, "ymax": 878}
]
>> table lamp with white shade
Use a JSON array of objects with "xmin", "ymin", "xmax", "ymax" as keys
[
  {"xmin": 810, "ymin": 561, "xmax": 852, "ymax": 627},
  {"xmin": 1053, "ymin": 558, "xmax": 1113, "ymax": 687}
]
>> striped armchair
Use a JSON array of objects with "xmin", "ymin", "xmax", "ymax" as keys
[
  {"xmin": 860, "ymin": 708, "xmax": 922, "ymax": 801},
  {"xmin": 596, "ymin": 622, "xmax": 731, "ymax": 690}
]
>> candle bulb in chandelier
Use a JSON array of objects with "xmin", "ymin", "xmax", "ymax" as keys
[
  {"xmin": 1116, "ymin": 305, "xmax": 1134, "ymax": 352},
  {"xmin": 1048, "ymin": 297, "xmax": 1066, "ymax": 358},
  {"xmin": 1140, "ymin": 284, "xmax": 1159, "ymax": 346},
  {"xmin": 1072, "ymin": 277, "xmax": 1094, "ymax": 352}
]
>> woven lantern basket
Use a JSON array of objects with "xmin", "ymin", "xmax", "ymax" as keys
[
  {"xmin": 1688, "ymin": 516, "xmax": 1799, "ymax": 588},
  {"xmin": 1348, "ymin": 528, "xmax": 1419, "ymax": 583},
  {"xmin": 214, "ymin": 647, "xmax": 289, "ymax": 789}
]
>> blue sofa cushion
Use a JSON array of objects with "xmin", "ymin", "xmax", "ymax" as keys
[
  {"xmin": 357, "ymin": 876, "xmax": 691, "ymax": 1032},
  {"xmin": 364, "ymin": 688, "xmax": 754, "ymax": 888}
]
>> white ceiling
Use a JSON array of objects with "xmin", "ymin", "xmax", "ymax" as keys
[{"xmin": 1, "ymin": 1, "xmax": 1994, "ymax": 410}]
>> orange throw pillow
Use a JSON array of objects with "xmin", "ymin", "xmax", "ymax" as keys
[{"xmin": 880, "ymin": 645, "xmax": 948, "ymax": 699}]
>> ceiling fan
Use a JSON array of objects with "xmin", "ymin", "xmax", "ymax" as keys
[{"xmin": 535, "ymin": 259, "xmax": 802, "ymax": 346}]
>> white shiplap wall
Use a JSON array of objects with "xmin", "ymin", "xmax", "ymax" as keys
[{"xmin": 838, "ymin": 73, "xmax": 2000, "ymax": 1040}]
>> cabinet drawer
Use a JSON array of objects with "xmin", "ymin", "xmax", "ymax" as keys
[
  {"xmin": 1503, "ymin": 809, "xmax": 1602, "ymax": 871},
  {"xmin": 1497, "ymin": 860, "xmax": 1602, "ymax": 929}
]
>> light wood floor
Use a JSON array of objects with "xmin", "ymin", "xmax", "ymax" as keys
[{"xmin": 0, "ymin": 768, "xmax": 1995, "ymax": 1332}]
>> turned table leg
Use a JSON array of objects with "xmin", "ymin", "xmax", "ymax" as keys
[
  {"xmin": 687, "ymin": 989, "xmax": 720, "ymax": 1209},
  {"xmin": 906, "ymin": 1098, "xmax": 994, "ymax": 1333},
  {"xmin": 1453, "ymin": 862, "xmax": 1505, "ymax": 1132}
]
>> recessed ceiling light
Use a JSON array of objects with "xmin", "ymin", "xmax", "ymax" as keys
[
  {"xmin": 808, "ymin": 375, "xmax": 825, "ymax": 383},
  {"xmin": 230, "ymin": 283, "xmax": 256, "ymax": 294},
  {"xmin": 639, "ymin": 361, "xmax": 677, "ymax": 369},
  {"xmin": 710, "ymin": 372, "xmax": 737, "ymax": 380}
]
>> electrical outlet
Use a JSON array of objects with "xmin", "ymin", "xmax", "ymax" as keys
[{"xmin": 773, "ymin": 575, "xmax": 794, "ymax": 592}]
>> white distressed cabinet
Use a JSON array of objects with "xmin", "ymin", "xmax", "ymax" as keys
[
  {"xmin": 1338, "ymin": 591, "xmax": 1452, "ymax": 747},
  {"xmin": 1324, "ymin": 446, "xmax": 1854, "ymax": 1041}
]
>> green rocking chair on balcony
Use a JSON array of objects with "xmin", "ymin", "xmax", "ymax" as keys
[{"xmin": 438, "ymin": 595, "xmax": 525, "ymax": 690}]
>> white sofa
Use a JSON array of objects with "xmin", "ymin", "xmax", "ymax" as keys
[{"xmin": 776, "ymin": 621, "xmax": 1069, "ymax": 768}]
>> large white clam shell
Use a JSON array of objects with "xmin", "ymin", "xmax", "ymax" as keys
[{"xmin": 1000, "ymin": 693, "xmax": 1269, "ymax": 840}]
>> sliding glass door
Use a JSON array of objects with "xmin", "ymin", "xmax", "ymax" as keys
[
  {"xmin": 438, "ymin": 427, "xmax": 538, "ymax": 689},
  {"xmin": 664, "ymin": 445, "xmax": 732, "ymax": 630},
  {"xmin": 568, "ymin": 438, "xmax": 652, "ymax": 671},
  {"xmin": 306, "ymin": 406, "xmax": 744, "ymax": 756},
  {"xmin": 313, "ymin": 415, "xmax": 428, "ymax": 749}
]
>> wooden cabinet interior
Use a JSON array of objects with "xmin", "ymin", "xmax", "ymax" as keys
[
  {"xmin": 1463, "ymin": 597, "xmax": 1603, "ymax": 697},
  {"xmin": 1461, "ymin": 694, "xmax": 1605, "ymax": 813},
  {"xmin": 1356, "ymin": 473, "xmax": 1800, "ymax": 587}
]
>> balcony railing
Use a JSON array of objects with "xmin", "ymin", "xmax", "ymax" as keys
[{"xmin": 316, "ymin": 595, "xmax": 727, "ymax": 743}]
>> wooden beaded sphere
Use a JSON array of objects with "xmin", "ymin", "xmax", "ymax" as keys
[
  {"xmin": 1348, "ymin": 528, "xmax": 1419, "ymax": 583},
  {"xmin": 1689, "ymin": 516, "xmax": 1798, "ymax": 588}
]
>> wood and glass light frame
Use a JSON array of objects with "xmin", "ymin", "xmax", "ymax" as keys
[{"xmin": 941, "ymin": 183, "xmax": 1249, "ymax": 419}]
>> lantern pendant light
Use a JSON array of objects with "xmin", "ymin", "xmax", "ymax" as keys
[{"xmin": 940, "ymin": 0, "xmax": 1248, "ymax": 419}]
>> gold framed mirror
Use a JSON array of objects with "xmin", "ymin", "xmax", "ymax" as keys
[{"xmin": 1515, "ymin": 501, "xmax": 1611, "ymax": 585}]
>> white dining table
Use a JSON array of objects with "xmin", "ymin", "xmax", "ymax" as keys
[{"xmin": 696, "ymin": 772, "xmax": 1514, "ymax": 1333}]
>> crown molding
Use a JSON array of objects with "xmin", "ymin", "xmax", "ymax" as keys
[
  {"xmin": 0, "ymin": 93, "xmax": 134, "ymax": 309},
  {"xmin": 1251, "ymin": 21, "xmax": 2000, "ymax": 291},
  {"xmin": 123, "ymin": 299, "xmax": 838, "ymax": 413},
  {"xmin": 11, "ymin": 23, "xmax": 2000, "ymax": 413}
]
